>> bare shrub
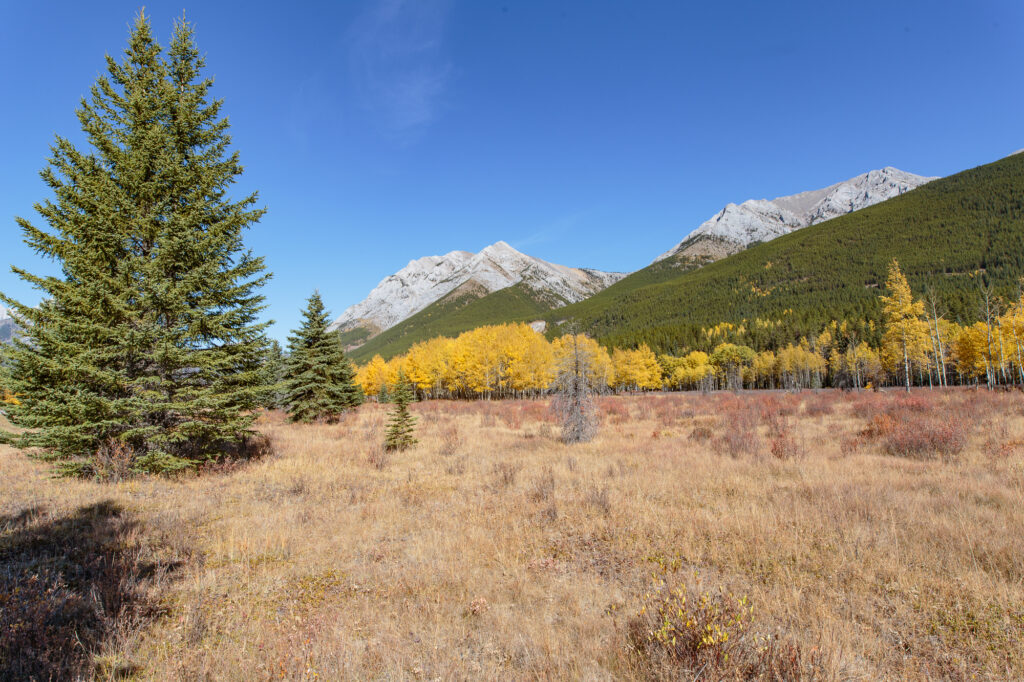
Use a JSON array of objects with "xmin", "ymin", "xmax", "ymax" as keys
[
  {"xmin": 760, "ymin": 407, "xmax": 787, "ymax": 439},
  {"xmin": 713, "ymin": 406, "xmax": 763, "ymax": 458},
  {"xmin": 94, "ymin": 439, "xmax": 135, "ymax": 482},
  {"xmin": 438, "ymin": 424, "xmax": 463, "ymax": 456},
  {"xmin": 770, "ymin": 428, "xmax": 805, "ymax": 460}
]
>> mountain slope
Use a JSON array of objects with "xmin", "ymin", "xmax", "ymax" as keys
[
  {"xmin": 654, "ymin": 167, "xmax": 937, "ymax": 264},
  {"xmin": 0, "ymin": 308, "xmax": 17, "ymax": 344},
  {"xmin": 349, "ymin": 281, "xmax": 554, "ymax": 363},
  {"xmin": 330, "ymin": 241, "xmax": 624, "ymax": 346},
  {"xmin": 548, "ymin": 153, "xmax": 1024, "ymax": 353}
]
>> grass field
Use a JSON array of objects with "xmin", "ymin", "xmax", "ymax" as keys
[{"xmin": 2, "ymin": 389, "xmax": 1023, "ymax": 680}]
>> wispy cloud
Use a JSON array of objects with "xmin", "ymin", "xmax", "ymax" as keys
[
  {"xmin": 511, "ymin": 211, "xmax": 592, "ymax": 252},
  {"xmin": 348, "ymin": 0, "xmax": 453, "ymax": 142}
]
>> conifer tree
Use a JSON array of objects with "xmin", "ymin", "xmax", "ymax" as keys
[
  {"xmin": 552, "ymin": 333, "xmax": 599, "ymax": 444},
  {"xmin": 262, "ymin": 339, "xmax": 287, "ymax": 409},
  {"xmin": 0, "ymin": 13, "xmax": 272, "ymax": 475},
  {"xmin": 384, "ymin": 370, "xmax": 418, "ymax": 451},
  {"xmin": 283, "ymin": 292, "xmax": 363, "ymax": 422}
]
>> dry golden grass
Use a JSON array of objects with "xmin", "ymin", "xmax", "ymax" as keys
[{"xmin": 2, "ymin": 389, "xmax": 1023, "ymax": 680}]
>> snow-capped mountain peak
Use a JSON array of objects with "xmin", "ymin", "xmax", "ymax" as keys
[
  {"xmin": 329, "ymin": 242, "xmax": 625, "ymax": 338},
  {"xmin": 654, "ymin": 166, "xmax": 938, "ymax": 263}
]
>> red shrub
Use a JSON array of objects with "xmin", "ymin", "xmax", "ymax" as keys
[
  {"xmin": 599, "ymin": 398, "xmax": 631, "ymax": 424},
  {"xmin": 859, "ymin": 398, "xmax": 970, "ymax": 461},
  {"xmin": 880, "ymin": 413, "xmax": 968, "ymax": 460}
]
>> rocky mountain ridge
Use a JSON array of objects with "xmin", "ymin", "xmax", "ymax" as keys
[
  {"xmin": 654, "ymin": 167, "xmax": 938, "ymax": 264},
  {"xmin": 329, "ymin": 241, "xmax": 624, "ymax": 338}
]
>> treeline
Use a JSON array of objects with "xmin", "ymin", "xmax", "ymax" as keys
[{"xmin": 355, "ymin": 262, "xmax": 1024, "ymax": 398}]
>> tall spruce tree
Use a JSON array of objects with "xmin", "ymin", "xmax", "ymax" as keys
[
  {"xmin": 0, "ymin": 14, "xmax": 272, "ymax": 475},
  {"xmin": 283, "ymin": 292, "xmax": 363, "ymax": 422}
]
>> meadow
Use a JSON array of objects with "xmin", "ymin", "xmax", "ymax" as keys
[{"xmin": 2, "ymin": 388, "xmax": 1023, "ymax": 680}]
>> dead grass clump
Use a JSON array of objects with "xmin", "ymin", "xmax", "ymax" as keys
[
  {"xmin": 528, "ymin": 466, "xmax": 556, "ymax": 502},
  {"xmin": 689, "ymin": 423, "xmax": 715, "ymax": 442},
  {"xmin": 492, "ymin": 461, "xmax": 521, "ymax": 488},
  {"xmin": 445, "ymin": 455, "xmax": 466, "ymax": 476},
  {"xmin": 585, "ymin": 486, "xmax": 611, "ymax": 516},
  {"xmin": 367, "ymin": 441, "xmax": 389, "ymax": 469}
]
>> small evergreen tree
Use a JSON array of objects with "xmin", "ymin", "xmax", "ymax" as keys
[
  {"xmin": 283, "ymin": 292, "xmax": 363, "ymax": 422},
  {"xmin": 262, "ymin": 339, "xmax": 287, "ymax": 409},
  {"xmin": 384, "ymin": 370, "xmax": 417, "ymax": 451},
  {"xmin": 0, "ymin": 13, "xmax": 272, "ymax": 475}
]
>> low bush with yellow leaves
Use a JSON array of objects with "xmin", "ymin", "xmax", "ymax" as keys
[{"xmin": 628, "ymin": 557, "xmax": 825, "ymax": 679}]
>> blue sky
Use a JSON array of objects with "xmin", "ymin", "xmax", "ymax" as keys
[{"xmin": 1, "ymin": 1, "xmax": 1021, "ymax": 341}]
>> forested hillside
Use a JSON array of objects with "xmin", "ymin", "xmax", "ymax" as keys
[
  {"xmin": 548, "ymin": 153, "xmax": 1024, "ymax": 353},
  {"xmin": 349, "ymin": 282, "xmax": 554, "ymax": 363}
]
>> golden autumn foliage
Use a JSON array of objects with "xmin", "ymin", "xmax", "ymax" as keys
[
  {"xmin": 611, "ymin": 344, "xmax": 662, "ymax": 391},
  {"xmin": 352, "ymin": 269, "xmax": 1024, "ymax": 397},
  {"xmin": 358, "ymin": 324, "xmax": 584, "ymax": 398},
  {"xmin": 880, "ymin": 260, "xmax": 931, "ymax": 389}
]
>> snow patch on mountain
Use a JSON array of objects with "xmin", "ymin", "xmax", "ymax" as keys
[
  {"xmin": 654, "ymin": 167, "xmax": 938, "ymax": 263},
  {"xmin": 0, "ymin": 308, "xmax": 18, "ymax": 344},
  {"xmin": 330, "ymin": 241, "xmax": 625, "ymax": 335}
]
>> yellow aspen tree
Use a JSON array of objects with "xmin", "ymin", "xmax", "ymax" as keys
[
  {"xmin": 504, "ymin": 325, "xmax": 554, "ymax": 395},
  {"xmin": 356, "ymin": 355, "xmax": 390, "ymax": 398},
  {"xmin": 1000, "ymin": 291, "xmax": 1024, "ymax": 385},
  {"xmin": 880, "ymin": 260, "xmax": 930, "ymax": 391},
  {"xmin": 752, "ymin": 350, "xmax": 777, "ymax": 389},
  {"xmin": 671, "ymin": 350, "xmax": 715, "ymax": 390}
]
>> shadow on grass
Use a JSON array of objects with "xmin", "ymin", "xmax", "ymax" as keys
[{"xmin": 0, "ymin": 501, "xmax": 180, "ymax": 679}]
